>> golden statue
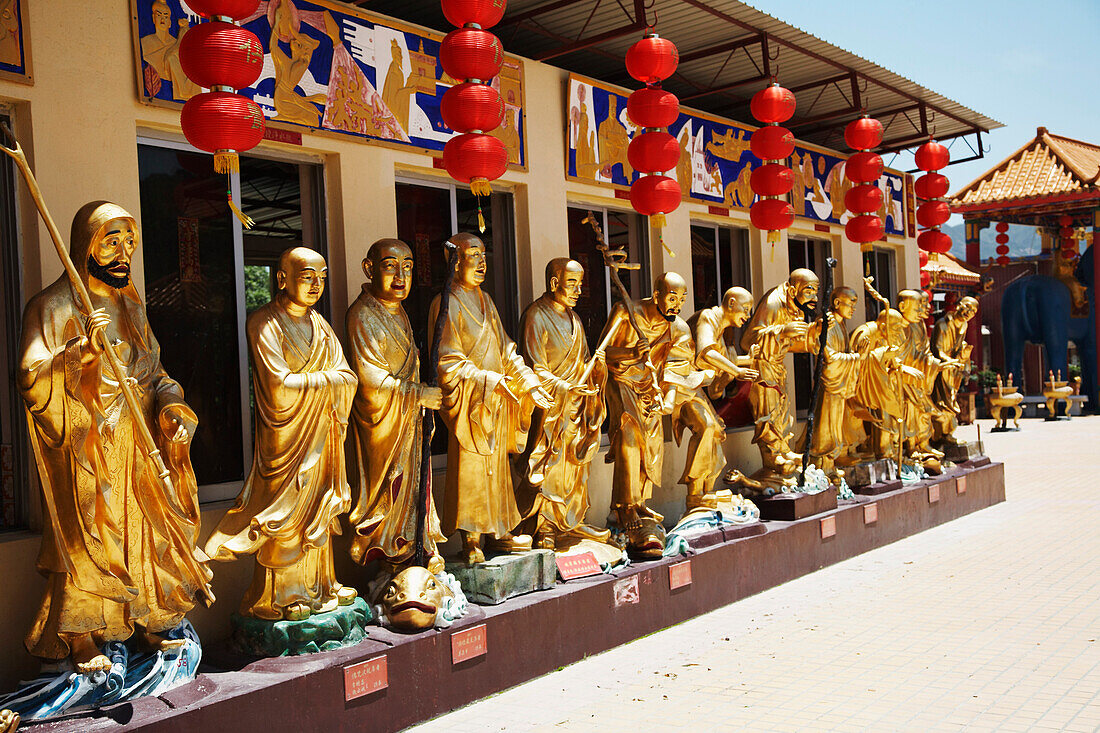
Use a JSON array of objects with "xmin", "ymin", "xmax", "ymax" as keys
[
  {"xmin": 346, "ymin": 239, "xmax": 445, "ymax": 569},
  {"xmin": 687, "ymin": 286, "xmax": 760, "ymax": 398},
  {"xmin": 17, "ymin": 202, "xmax": 213, "ymax": 674},
  {"xmin": 798, "ymin": 287, "xmax": 863, "ymax": 480},
  {"xmin": 930, "ymin": 296, "xmax": 977, "ymax": 446},
  {"xmin": 430, "ymin": 233, "xmax": 553, "ymax": 565},
  {"xmin": 600, "ymin": 273, "xmax": 686, "ymax": 556},
  {"xmin": 140, "ymin": 0, "xmax": 200, "ymax": 101},
  {"xmin": 205, "ymin": 247, "xmax": 358, "ymax": 621},
  {"xmin": 597, "ymin": 95, "xmax": 632, "ymax": 179},
  {"xmin": 896, "ymin": 290, "xmax": 949, "ymax": 465},
  {"xmin": 739, "ymin": 269, "xmax": 820, "ymax": 483},
  {"xmin": 517, "ymin": 258, "xmax": 610, "ymax": 550}
]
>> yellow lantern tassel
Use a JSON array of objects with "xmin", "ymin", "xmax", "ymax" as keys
[
  {"xmin": 214, "ymin": 150, "xmax": 240, "ymax": 174},
  {"xmin": 470, "ymin": 178, "xmax": 492, "ymax": 197},
  {"xmin": 650, "ymin": 214, "xmax": 674, "ymax": 256},
  {"xmin": 227, "ymin": 184, "xmax": 254, "ymax": 229},
  {"xmin": 477, "ymin": 199, "xmax": 486, "ymax": 233}
]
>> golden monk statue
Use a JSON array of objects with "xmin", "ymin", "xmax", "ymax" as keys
[
  {"xmin": 346, "ymin": 239, "xmax": 445, "ymax": 569},
  {"xmin": 17, "ymin": 202, "xmax": 213, "ymax": 674},
  {"xmin": 140, "ymin": 0, "xmax": 200, "ymax": 101},
  {"xmin": 930, "ymin": 296, "xmax": 977, "ymax": 446},
  {"xmin": 848, "ymin": 306, "xmax": 913, "ymax": 461},
  {"xmin": 687, "ymin": 286, "xmax": 760, "ymax": 399},
  {"xmin": 205, "ymin": 247, "xmax": 358, "ymax": 621},
  {"xmin": 430, "ymin": 234, "xmax": 553, "ymax": 565},
  {"xmin": 740, "ymin": 269, "xmax": 820, "ymax": 483},
  {"xmin": 517, "ymin": 258, "xmax": 610, "ymax": 550},
  {"xmin": 896, "ymin": 290, "xmax": 948, "ymax": 465},
  {"xmin": 600, "ymin": 273, "xmax": 686, "ymax": 556},
  {"xmin": 798, "ymin": 286, "xmax": 863, "ymax": 480}
]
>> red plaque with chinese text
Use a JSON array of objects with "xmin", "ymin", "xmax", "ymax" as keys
[{"xmin": 344, "ymin": 656, "xmax": 387, "ymax": 701}]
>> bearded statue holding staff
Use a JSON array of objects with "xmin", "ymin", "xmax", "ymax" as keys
[
  {"xmin": 430, "ymin": 233, "xmax": 553, "ymax": 565},
  {"xmin": 517, "ymin": 258, "xmax": 611, "ymax": 551},
  {"xmin": 346, "ymin": 239, "xmax": 446, "ymax": 571},
  {"xmin": 205, "ymin": 247, "xmax": 360, "ymax": 626}
]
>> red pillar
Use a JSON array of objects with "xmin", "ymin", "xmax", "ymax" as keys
[{"xmin": 965, "ymin": 218, "xmax": 988, "ymax": 373}]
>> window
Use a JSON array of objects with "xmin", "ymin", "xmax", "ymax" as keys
[
  {"xmin": 138, "ymin": 139, "xmax": 326, "ymax": 501},
  {"xmin": 394, "ymin": 178, "xmax": 519, "ymax": 454},
  {"xmin": 566, "ymin": 206, "xmax": 651, "ymax": 354},
  {"xmin": 0, "ymin": 110, "xmax": 27, "ymax": 530},
  {"xmin": 788, "ymin": 236, "xmax": 832, "ymax": 412},
  {"xmin": 689, "ymin": 223, "xmax": 751, "ymax": 311},
  {"xmin": 863, "ymin": 247, "xmax": 897, "ymax": 321}
]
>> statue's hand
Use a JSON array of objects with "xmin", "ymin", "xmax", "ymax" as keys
[
  {"xmin": 735, "ymin": 366, "xmax": 760, "ymax": 381},
  {"xmin": 162, "ymin": 405, "xmax": 191, "ymax": 443},
  {"xmin": 530, "ymin": 387, "xmax": 554, "ymax": 410},
  {"xmin": 569, "ymin": 381, "xmax": 599, "ymax": 397},
  {"xmin": 81, "ymin": 308, "xmax": 111, "ymax": 363},
  {"xmin": 631, "ymin": 340, "xmax": 651, "ymax": 363},
  {"xmin": 419, "ymin": 386, "xmax": 443, "ymax": 411},
  {"xmin": 782, "ymin": 321, "xmax": 809, "ymax": 339}
]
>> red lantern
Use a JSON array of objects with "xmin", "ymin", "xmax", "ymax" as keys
[
  {"xmin": 995, "ymin": 221, "xmax": 1009, "ymax": 233},
  {"xmin": 995, "ymin": 233, "xmax": 1009, "ymax": 246},
  {"xmin": 750, "ymin": 198, "xmax": 795, "ymax": 232},
  {"xmin": 750, "ymin": 125, "xmax": 794, "ymax": 161},
  {"xmin": 918, "ymin": 229, "xmax": 952, "ymax": 254},
  {"xmin": 995, "ymin": 244, "xmax": 1010, "ymax": 256},
  {"xmin": 629, "ymin": 175, "xmax": 682, "ymax": 217},
  {"xmin": 185, "ymin": 0, "xmax": 261, "ymax": 20},
  {"xmin": 442, "ymin": 0, "xmax": 507, "ymax": 29},
  {"xmin": 181, "ymin": 91, "xmax": 265, "ymax": 171},
  {"xmin": 917, "ymin": 200, "xmax": 951, "ymax": 229},
  {"xmin": 628, "ymin": 132, "xmax": 679, "ymax": 174},
  {"xmin": 845, "ymin": 151, "xmax": 884, "ymax": 183},
  {"xmin": 919, "ymin": 250, "xmax": 929, "ymax": 268},
  {"xmin": 443, "ymin": 133, "xmax": 507, "ymax": 193},
  {"xmin": 625, "ymin": 34, "xmax": 679, "ymax": 84},
  {"xmin": 921, "ymin": 270, "xmax": 932, "ymax": 289},
  {"xmin": 845, "ymin": 183, "xmax": 883, "ymax": 214},
  {"xmin": 844, "ymin": 117, "xmax": 884, "ymax": 151},
  {"xmin": 845, "ymin": 214, "xmax": 884, "ymax": 244},
  {"xmin": 997, "ymin": 256, "xmax": 1010, "ymax": 266},
  {"xmin": 179, "ymin": 21, "xmax": 264, "ymax": 90},
  {"xmin": 750, "ymin": 84, "xmax": 796, "ymax": 124},
  {"xmin": 626, "ymin": 87, "xmax": 679, "ymax": 129},
  {"xmin": 440, "ymin": 28, "xmax": 503, "ymax": 82},
  {"xmin": 749, "ymin": 164, "xmax": 794, "ymax": 197},
  {"xmin": 1060, "ymin": 226, "xmax": 1074, "ymax": 239},
  {"xmin": 915, "ymin": 140, "xmax": 950, "ymax": 171},
  {"xmin": 914, "ymin": 172, "xmax": 949, "ymax": 200},
  {"xmin": 1059, "ymin": 214, "xmax": 1073, "ymax": 227},
  {"xmin": 441, "ymin": 82, "xmax": 503, "ymax": 132}
]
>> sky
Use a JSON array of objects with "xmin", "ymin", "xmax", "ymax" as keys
[{"xmin": 746, "ymin": 0, "xmax": 1100, "ymax": 214}]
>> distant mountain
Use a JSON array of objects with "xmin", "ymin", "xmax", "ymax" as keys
[{"xmin": 942, "ymin": 222, "xmax": 1041, "ymax": 261}]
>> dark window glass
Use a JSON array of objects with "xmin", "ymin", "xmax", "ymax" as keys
[
  {"xmin": 864, "ymin": 248, "xmax": 897, "ymax": 321},
  {"xmin": 788, "ymin": 237, "xmax": 831, "ymax": 411}
]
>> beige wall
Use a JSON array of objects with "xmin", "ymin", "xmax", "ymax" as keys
[{"xmin": 0, "ymin": 2, "xmax": 918, "ymax": 689}]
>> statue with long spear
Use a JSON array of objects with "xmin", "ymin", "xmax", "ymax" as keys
[{"xmin": 797, "ymin": 257, "xmax": 837, "ymax": 488}]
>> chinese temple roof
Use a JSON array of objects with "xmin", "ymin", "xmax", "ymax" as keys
[
  {"xmin": 923, "ymin": 251, "xmax": 981, "ymax": 286},
  {"xmin": 356, "ymin": 0, "xmax": 1000, "ymax": 156},
  {"xmin": 951, "ymin": 128, "xmax": 1100, "ymax": 215}
]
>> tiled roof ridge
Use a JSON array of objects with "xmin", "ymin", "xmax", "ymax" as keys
[{"xmin": 1042, "ymin": 131, "xmax": 1100, "ymax": 184}]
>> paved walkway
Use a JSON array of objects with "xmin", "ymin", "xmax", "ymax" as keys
[{"xmin": 410, "ymin": 418, "xmax": 1100, "ymax": 732}]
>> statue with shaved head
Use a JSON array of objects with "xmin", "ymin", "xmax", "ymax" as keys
[
  {"xmin": 516, "ymin": 258, "xmax": 610, "ymax": 550},
  {"xmin": 848, "ymin": 306, "xmax": 917, "ymax": 461},
  {"xmin": 206, "ymin": 247, "xmax": 359, "ymax": 623},
  {"xmin": 346, "ymin": 239, "xmax": 445, "ymax": 570},
  {"xmin": 896, "ymin": 289, "xmax": 949, "ymax": 467},
  {"xmin": 687, "ymin": 286, "xmax": 760, "ymax": 398},
  {"xmin": 430, "ymin": 233, "xmax": 553, "ymax": 565},
  {"xmin": 598, "ymin": 272, "xmax": 687, "ymax": 557},
  {"xmin": 739, "ymin": 268, "xmax": 821, "ymax": 486},
  {"xmin": 930, "ymin": 296, "xmax": 977, "ymax": 447}
]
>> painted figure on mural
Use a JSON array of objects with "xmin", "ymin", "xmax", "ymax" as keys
[
  {"xmin": 517, "ymin": 258, "xmax": 610, "ymax": 550},
  {"xmin": 346, "ymin": 239, "xmax": 446, "ymax": 570},
  {"xmin": 739, "ymin": 269, "xmax": 821, "ymax": 484},
  {"xmin": 270, "ymin": 1, "xmax": 340, "ymax": 127},
  {"xmin": 797, "ymin": 286, "xmax": 863, "ymax": 480},
  {"xmin": 600, "ymin": 273, "xmax": 686, "ymax": 556},
  {"xmin": 381, "ymin": 39, "xmax": 416, "ymax": 133},
  {"xmin": 597, "ymin": 95, "xmax": 632, "ymax": 179},
  {"xmin": 17, "ymin": 202, "xmax": 214, "ymax": 673},
  {"xmin": 930, "ymin": 296, "xmax": 978, "ymax": 446},
  {"xmin": 430, "ymin": 233, "xmax": 553, "ymax": 565},
  {"xmin": 205, "ymin": 247, "xmax": 358, "ymax": 621},
  {"xmin": 140, "ymin": 0, "xmax": 200, "ymax": 101}
]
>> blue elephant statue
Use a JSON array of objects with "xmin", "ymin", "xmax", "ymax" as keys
[{"xmin": 1000, "ymin": 244, "xmax": 1096, "ymax": 411}]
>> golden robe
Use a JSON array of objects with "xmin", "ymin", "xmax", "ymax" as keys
[
  {"xmin": 849, "ymin": 320, "xmax": 905, "ymax": 457},
  {"xmin": 205, "ymin": 302, "xmax": 357, "ymax": 620},
  {"xmin": 517, "ymin": 295, "xmax": 606, "ymax": 534},
  {"xmin": 930, "ymin": 314, "xmax": 972, "ymax": 439},
  {"xmin": 430, "ymin": 286, "xmax": 537, "ymax": 537},
  {"xmin": 18, "ymin": 201, "xmax": 212, "ymax": 660},
  {"xmin": 599, "ymin": 302, "xmax": 673, "ymax": 511},
  {"xmin": 899, "ymin": 321, "xmax": 940, "ymax": 450},
  {"xmin": 687, "ymin": 306, "xmax": 738, "ymax": 399},
  {"xmin": 800, "ymin": 315, "xmax": 861, "ymax": 462},
  {"xmin": 666, "ymin": 319, "xmax": 726, "ymax": 493},
  {"xmin": 346, "ymin": 288, "xmax": 444, "ymax": 564}
]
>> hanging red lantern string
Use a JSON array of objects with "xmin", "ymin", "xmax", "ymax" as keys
[
  {"xmin": 914, "ymin": 137, "xmax": 952, "ymax": 256},
  {"xmin": 440, "ymin": 0, "xmax": 508, "ymax": 231},
  {"xmin": 1058, "ymin": 214, "xmax": 1078, "ymax": 259},
  {"xmin": 625, "ymin": 31, "xmax": 680, "ymax": 255},
  {"xmin": 178, "ymin": 0, "xmax": 264, "ymax": 228},
  {"xmin": 748, "ymin": 81, "xmax": 796, "ymax": 254},
  {"xmin": 994, "ymin": 221, "xmax": 1010, "ymax": 266},
  {"xmin": 842, "ymin": 115, "xmax": 885, "ymax": 254}
]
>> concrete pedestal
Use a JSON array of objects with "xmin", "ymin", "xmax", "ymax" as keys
[
  {"xmin": 844, "ymin": 459, "xmax": 897, "ymax": 488},
  {"xmin": 446, "ymin": 550, "xmax": 557, "ymax": 605},
  {"xmin": 751, "ymin": 490, "xmax": 838, "ymax": 521}
]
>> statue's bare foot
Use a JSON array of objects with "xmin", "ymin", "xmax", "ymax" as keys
[
  {"xmin": 138, "ymin": 628, "xmax": 186, "ymax": 653},
  {"xmin": 427, "ymin": 553, "xmax": 445, "ymax": 575},
  {"xmin": 534, "ymin": 532, "xmax": 556, "ymax": 550},
  {"xmin": 0, "ymin": 708, "xmax": 20, "ymax": 733},
  {"xmin": 336, "ymin": 586, "xmax": 357, "ymax": 606},
  {"xmin": 685, "ymin": 492, "xmax": 718, "ymax": 510},
  {"xmin": 486, "ymin": 533, "xmax": 533, "ymax": 553},
  {"xmin": 285, "ymin": 602, "xmax": 311, "ymax": 621},
  {"xmin": 566, "ymin": 524, "xmax": 611, "ymax": 543},
  {"xmin": 70, "ymin": 634, "xmax": 112, "ymax": 675}
]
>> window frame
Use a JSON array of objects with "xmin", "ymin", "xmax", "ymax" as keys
[
  {"xmin": 566, "ymin": 203, "xmax": 652, "ymax": 318},
  {"xmin": 689, "ymin": 220, "xmax": 753, "ymax": 309}
]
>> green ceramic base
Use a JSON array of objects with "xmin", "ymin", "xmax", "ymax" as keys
[{"xmin": 229, "ymin": 597, "xmax": 373, "ymax": 657}]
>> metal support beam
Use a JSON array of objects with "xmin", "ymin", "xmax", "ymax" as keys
[
  {"xmin": 532, "ymin": 0, "xmax": 647, "ymax": 61},
  {"xmin": 678, "ymin": 35, "xmax": 764, "ymax": 65},
  {"xmin": 680, "ymin": 73, "xmax": 767, "ymax": 102}
]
